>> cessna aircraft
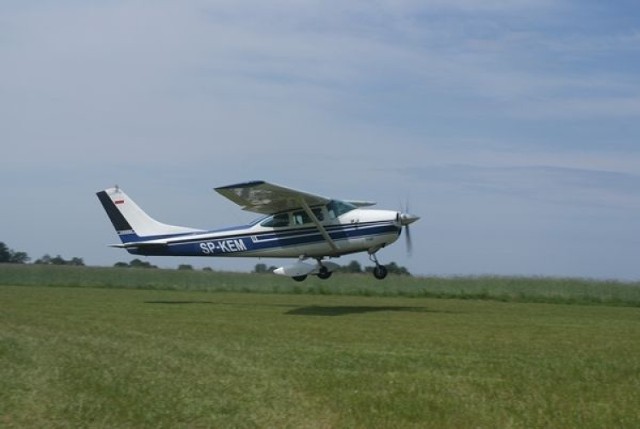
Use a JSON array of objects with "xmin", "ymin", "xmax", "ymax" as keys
[{"xmin": 96, "ymin": 181, "xmax": 419, "ymax": 281}]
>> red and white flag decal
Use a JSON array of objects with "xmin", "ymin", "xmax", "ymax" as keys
[{"xmin": 114, "ymin": 200, "xmax": 125, "ymax": 205}]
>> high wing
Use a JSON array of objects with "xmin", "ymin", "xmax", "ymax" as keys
[{"xmin": 214, "ymin": 180, "xmax": 375, "ymax": 214}]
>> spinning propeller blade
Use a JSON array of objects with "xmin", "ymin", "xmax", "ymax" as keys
[
  {"xmin": 405, "ymin": 224, "xmax": 413, "ymax": 255},
  {"xmin": 398, "ymin": 199, "xmax": 419, "ymax": 257}
]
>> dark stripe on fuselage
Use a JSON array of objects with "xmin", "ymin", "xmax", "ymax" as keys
[{"xmin": 96, "ymin": 191, "xmax": 133, "ymax": 232}]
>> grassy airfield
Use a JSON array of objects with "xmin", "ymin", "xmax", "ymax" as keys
[{"xmin": 2, "ymin": 266, "xmax": 640, "ymax": 428}]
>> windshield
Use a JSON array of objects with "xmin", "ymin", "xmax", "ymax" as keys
[{"xmin": 326, "ymin": 200, "xmax": 356, "ymax": 218}]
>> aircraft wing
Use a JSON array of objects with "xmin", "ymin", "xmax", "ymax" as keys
[
  {"xmin": 214, "ymin": 180, "xmax": 331, "ymax": 214},
  {"xmin": 215, "ymin": 180, "xmax": 375, "ymax": 253}
]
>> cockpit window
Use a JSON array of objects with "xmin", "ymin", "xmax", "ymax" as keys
[
  {"xmin": 292, "ymin": 208, "xmax": 325, "ymax": 225},
  {"xmin": 312, "ymin": 208, "xmax": 324, "ymax": 221},
  {"xmin": 292, "ymin": 211, "xmax": 310, "ymax": 225},
  {"xmin": 261, "ymin": 207, "xmax": 327, "ymax": 227},
  {"xmin": 260, "ymin": 213, "xmax": 289, "ymax": 228},
  {"xmin": 326, "ymin": 200, "xmax": 356, "ymax": 218}
]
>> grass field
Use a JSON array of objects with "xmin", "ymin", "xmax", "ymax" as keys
[
  {"xmin": 2, "ymin": 268, "xmax": 640, "ymax": 427},
  {"xmin": 2, "ymin": 264, "xmax": 640, "ymax": 306}
]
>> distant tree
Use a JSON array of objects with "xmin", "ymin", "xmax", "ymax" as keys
[
  {"xmin": 177, "ymin": 264, "xmax": 194, "ymax": 270},
  {"xmin": 386, "ymin": 262, "xmax": 411, "ymax": 276},
  {"xmin": 128, "ymin": 259, "xmax": 157, "ymax": 269},
  {"xmin": 34, "ymin": 254, "xmax": 84, "ymax": 266},
  {"xmin": 34, "ymin": 254, "xmax": 52, "ymax": 265},
  {"xmin": 340, "ymin": 260, "xmax": 363, "ymax": 273},
  {"xmin": 50, "ymin": 255, "xmax": 67, "ymax": 265},
  {"xmin": 0, "ymin": 242, "xmax": 30, "ymax": 264},
  {"xmin": 9, "ymin": 251, "xmax": 30, "ymax": 264},
  {"xmin": 0, "ymin": 242, "xmax": 9, "ymax": 262},
  {"xmin": 202, "ymin": 267, "xmax": 213, "ymax": 272},
  {"xmin": 69, "ymin": 257, "xmax": 85, "ymax": 266},
  {"xmin": 113, "ymin": 259, "xmax": 157, "ymax": 268}
]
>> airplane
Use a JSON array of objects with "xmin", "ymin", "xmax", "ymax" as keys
[{"xmin": 96, "ymin": 181, "xmax": 419, "ymax": 281}]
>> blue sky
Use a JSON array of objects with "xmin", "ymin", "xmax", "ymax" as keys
[{"xmin": 2, "ymin": 1, "xmax": 639, "ymax": 279}]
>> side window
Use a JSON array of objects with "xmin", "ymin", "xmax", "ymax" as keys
[
  {"xmin": 312, "ymin": 208, "xmax": 324, "ymax": 221},
  {"xmin": 292, "ymin": 211, "xmax": 311, "ymax": 225},
  {"xmin": 261, "ymin": 213, "xmax": 289, "ymax": 228},
  {"xmin": 272, "ymin": 214, "xmax": 289, "ymax": 227}
]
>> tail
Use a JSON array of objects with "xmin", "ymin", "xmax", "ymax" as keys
[{"xmin": 96, "ymin": 186, "xmax": 201, "ymax": 244}]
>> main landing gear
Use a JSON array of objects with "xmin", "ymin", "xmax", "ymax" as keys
[
  {"xmin": 369, "ymin": 253, "xmax": 388, "ymax": 280},
  {"xmin": 287, "ymin": 255, "xmax": 387, "ymax": 281},
  {"xmin": 290, "ymin": 258, "xmax": 333, "ymax": 282},
  {"xmin": 317, "ymin": 264, "xmax": 332, "ymax": 280}
]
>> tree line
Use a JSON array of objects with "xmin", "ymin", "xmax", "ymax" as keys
[
  {"xmin": 0, "ymin": 242, "xmax": 158, "ymax": 269},
  {"xmin": 0, "ymin": 242, "xmax": 84, "ymax": 266}
]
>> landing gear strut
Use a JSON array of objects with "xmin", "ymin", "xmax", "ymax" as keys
[{"xmin": 369, "ymin": 253, "xmax": 388, "ymax": 280}]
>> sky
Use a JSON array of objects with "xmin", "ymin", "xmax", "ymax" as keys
[{"xmin": 2, "ymin": 0, "xmax": 639, "ymax": 280}]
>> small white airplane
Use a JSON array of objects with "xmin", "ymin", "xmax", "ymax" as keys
[{"xmin": 97, "ymin": 181, "xmax": 419, "ymax": 281}]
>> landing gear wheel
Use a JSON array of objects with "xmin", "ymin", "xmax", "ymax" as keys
[
  {"xmin": 292, "ymin": 275, "xmax": 307, "ymax": 282},
  {"xmin": 373, "ymin": 265, "xmax": 388, "ymax": 280},
  {"xmin": 317, "ymin": 266, "xmax": 332, "ymax": 280},
  {"xmin": 369, "ymin": 252, "xmax": 388, "ymax": 280}
]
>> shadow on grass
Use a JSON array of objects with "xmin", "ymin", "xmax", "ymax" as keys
[
  {"xmin": 141, "ymin": 301, "xmax": 447, "ymax": 317},
  {"xmin": 285, "ymin": 305, "xmax": 432, "ymax": 317},
  {"xmin": 144, "ymin": 300, "xmax": 214, "ymax": 305}
]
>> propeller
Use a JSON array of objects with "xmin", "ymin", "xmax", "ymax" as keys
[{"xmin": 398, "ymin": 200, "xmax": 420, "ymax": 256}]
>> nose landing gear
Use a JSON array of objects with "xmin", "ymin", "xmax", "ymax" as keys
[{"xmin": 369, "ymin": 252, "xmax": 388, "ymax": 280}]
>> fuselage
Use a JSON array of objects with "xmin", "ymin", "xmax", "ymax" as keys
[{"xmin": 123, "ymin": 205, "xmax": 402, "ymax": 259}]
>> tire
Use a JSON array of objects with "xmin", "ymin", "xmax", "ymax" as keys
[
  {"xmin": 317, "ymin": 269, "xmax": 332, "ymax": 280},
  {"xmin": 373, "ymin": 265, "xmax": 388, "ymax": 280},
  {"xmin": 292, "ymin": 275, "xmax": 307, "ymax": 282}
]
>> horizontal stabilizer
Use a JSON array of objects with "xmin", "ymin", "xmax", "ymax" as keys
[{"xmin": 117, "ymin": 240, "xmax": 170, "ymax": 249}]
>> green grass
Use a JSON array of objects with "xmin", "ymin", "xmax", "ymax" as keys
[
  {"xmin": 1, "ymin": 264, "xmax": 639, "ymax": 306},
  {"xmin": 0, "ymin": 264, "xmax": 640, "ymax": 307},
  {"xmin": 2, "ymin": 284, "xmax": 640, "ymax": 428}
]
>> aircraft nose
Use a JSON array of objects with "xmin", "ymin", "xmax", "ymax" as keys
[{"xmin": 399, "ymin": 212, "xmax": 420, "ymax": 226}]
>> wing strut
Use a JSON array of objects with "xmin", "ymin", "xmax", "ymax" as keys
[{"xmin": 298, "ymin": 198, "xmax": 338, "ymax": 252}]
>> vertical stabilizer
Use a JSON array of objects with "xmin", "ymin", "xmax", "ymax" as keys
[{"xmin": 96, "ymin": 187, "xmax": 201, "ymax": 242}]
